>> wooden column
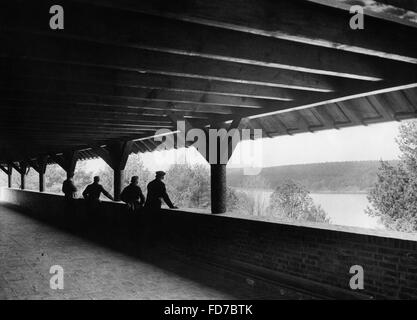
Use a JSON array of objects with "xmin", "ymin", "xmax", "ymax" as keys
[
  {"xmin": 20, "ymin": 173, "xmax": 25, "ymax": 190},
  {"xmin": 52, "ymin": 151, "xmax": 78, "ymax": 179},
  {"xmin": 92, "ymin": 141, "xmax": 133, "ymax": 201},
  {"xmin": 210, "ymin": 164, "xmax": 227, "ymax": 214},
  {"xmin": 39, "ymin": 171, "xmax": 45, "ymax": 192},
  {"xmin": 0, "ymin": 164, "xmax": 12, "ymax": 188},
  {"xmin": 113, "ymin": 168, "xmax": 124, "ymax": 202},
  {"xmin": 7, "ymin": 164, "xmax": 12, "ymax": 188},
  {"xmin": 11, "ymin": 162, "xmax": 28, "ymax": 190},
  {"xmin": 168, "ymin": 114, "xmax": 242, "ymax": 214},
  {"xmin": 30, "ymin": 156, "xmax": 48, "ymax": 192}
]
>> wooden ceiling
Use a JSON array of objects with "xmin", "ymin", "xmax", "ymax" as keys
[{"xmin": 0, "ymin": 0, "xmax": 416, "ymax": 164}]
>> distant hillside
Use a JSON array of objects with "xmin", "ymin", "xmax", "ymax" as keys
[{"xmin": 227, "ymin": 160, "xmax": 400, "ymax": 193}]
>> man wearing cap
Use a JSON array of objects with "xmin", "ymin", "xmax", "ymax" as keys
[
  {"xmin": 145, "ymin": 171, "xmax": 178, "ymax": 210},
  {"xmin": 120, "ymin": 176, "xmax": 145, "ymax": 212}
]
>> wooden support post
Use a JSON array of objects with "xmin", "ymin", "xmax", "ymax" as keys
[
  {"xmin": 39, "ymin": 170, "xmax": 45, "ymax": 192},
  {"xmin": 11, "ymin": 162, "xmax": 28, "ymax": 190},
  {"xmin": 168, "ymin": 113, "xmax": 242, "ymax": 214},
  {"xmin": 209, "ymin": 118, "xmax": 242, "ymax": 213},
  {"xmin": 92, "ymin": 141, "xmax": 133, "ymax": 201},
  {"xmin": 0, "ymin": 164, "xmax": 12, "ymax": 188},
  {"xmin": 7, "ymin": 164, "xmax": 12, "ymax": 188},
  {"xmin": 52, "ymin": 151, "xmax": 78, "ymax": 179},
  {"xmin": 21, "ymin": 173, "xmax": 25, "ymax": 190},
  {"xmin": 30, "ymin": 156, "xmax": 48, "ymax": 192},
  {"xmin": 0, "ymin": 165, "xmax": 7, "ymax": 175},
  {"xmin": 113, "ymin": 168, "xmax": 124, "ymax": 202},
  {"xmin": 210, "ymin": 163, "xmax": 227, "ymax": 214}
]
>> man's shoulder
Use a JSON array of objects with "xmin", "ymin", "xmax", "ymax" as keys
[
  {"xmin": 148, "ymin": 179, "xmax": 158, "ymax": 186},
  {"xmin": 124, "ymin": 184, "xmax": 139, "ymax": 191},
  {"xmin": 153, "ymin": 180, "xmax": 165, "ymax": 187}
]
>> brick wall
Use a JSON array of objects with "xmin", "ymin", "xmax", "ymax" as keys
[{"xmin": 2, "ymin": 188, "xmax": 417, "ymax": 299}]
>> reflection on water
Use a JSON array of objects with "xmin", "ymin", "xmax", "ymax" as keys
[
  {"xmin": 234, "ymin": 188, "xmax": 384, "ymax": 230},
  {"xmin": 310, "ymin": 193, "xmax": 382, "ymax": 229}
]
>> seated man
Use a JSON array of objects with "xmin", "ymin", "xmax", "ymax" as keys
[
  {"xmin": 145, "ymin": 171, "xmax": 178, "ymax": 210},
  {"xmin": 82, "ymin": 176, "xmax": 114, "ymax": 202},
  {"xmin": 62, "ymin": 175, "xmax": 77, "ymax": 200},
  {"xmin": 120, "ymin": 176, "xmax": 145, "ymax": 212}
]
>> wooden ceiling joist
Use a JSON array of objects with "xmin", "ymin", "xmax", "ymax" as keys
[
  {"xmin": 67, "ymin": 0, "xmax": 417, "ymax": 63},
  {"xmin": 3, "ymin": 0, "xmax": 411, "ymax": 80},
  {"xmin": 0, "ymin": 0, "xmax": 415, "ymax": 164}
]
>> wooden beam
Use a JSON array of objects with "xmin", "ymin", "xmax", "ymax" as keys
[
  {"xmin": 0, "ymin": 31, "xmax": 337, "ymax": 92},
  {"xmin": 10, "ymin": 161, "xmax": 28, "ymax": 175},
  {"xmin": 0, "ymin": 122, "xmax": 170, "ymax": 131},
  {"xmin": 6, "ymin": 163, "xmax": 12, "ymax": 188},
  {"xmin": 0, "ymin": 130, "xmax": 152, "ymax": 138},
  {"xmin": 133, "ymin": 141, "xmax": 148, "ymax": 154},
  {"xmin": 337, "ymin": 101, "xmax": 367, "ymax": 126},
  {"xmin": 91, "ymin": 141, "xmax": 133, "ymax": 170},
  {"xmin": 51, "ymin": 151, "xmax": 78, "ymax": 177},
  {"xmin": 0, "ymin": 164, "xmax": 9, "ymax": 175},
  {"xmin": 364, "ymin": 96, "xmax": 396, "ymax": 121},
  {"xmin": 0, "ymin": 120, "xmax": 172, "ymax": 129},
  {"xmin": 248, "ymin": 82, "xmax": 417, "ymax": 119},
  {"xmin": 28, "ymin": 155, "xmax": 48, "ymax": 174},
  {"xmin": 1, "ymin": 60, "xmax": 300, "ymax": 101},
  {"xmin": 0, "ymin": 77, "xmax": 294, "ymax": 109},
  {"xmin": 0, "ymin": 99, "xmax": 224, "ymax": 119},
  {"xmin": 309, "ymin": 0, "xmax": 417, "ymax": 26},
  {"xmin": 92, "ymin": 141, "xmax": 134, "ymax": 200},
  {"xmin": 0, "ymin": 94, "xmax": 236, "ymax": 115},
  {"xmin": 71, "ymin": 0, "xmax": 417, "ymax": 63},
  {"xmin": 3, "ymin": 0, "xmax": 410, "ymax": 81},
  {"xmin": 91, "ymin": 145, "xmax": 113, "ymax": 169},
  {"xmin": 314, "ymin": 106, "xmax": 339, "ymax": 130},
  {"xmin": 10, "ymin": 161, "xmax": 28, "ymax": 190},
  {"xmin": 140, "ymin": 140, "xmax": 157, "ymax": 153},
  {"xmin": 1, "ymin": 112, "xmax": 170, "ymax": 125},
  {"xmin": 28, "ymin": 155, "xmax": 48, "ymax": 192},
  {"xmin": 2, "ymin": 80, "xmax": 403, "ymax": 124},
  {"xmin": 375, "ymin": 0, "xmax": 417, "ymax": 12},
  {"xmin": 166, "ymin": 112, "xmax": 196, "ymax": 131}
]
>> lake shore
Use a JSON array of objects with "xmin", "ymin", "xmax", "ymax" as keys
[
  {"xmin": 231, "ymin": 187, "xmax": 383, "ymax": 230},
  {"xmin": 232, "ymin": 187, "xmax": 368, "ymax": 195}
]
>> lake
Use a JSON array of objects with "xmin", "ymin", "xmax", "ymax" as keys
[{"xmin": 233, "ymin": 188, "xmax": 384, "ymax": 230}]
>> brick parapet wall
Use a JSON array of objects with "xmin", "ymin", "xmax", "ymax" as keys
[{"xmin": 2, "ymin": 188, "xmax": 416, "ymax": 299}]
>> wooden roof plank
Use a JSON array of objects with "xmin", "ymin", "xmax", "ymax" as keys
[
  {"xmin": 71, "ymin": 0, "xmax": 417, "ymax": 63},
  {"xmin": 3, "ymin": 0, "xmax": 409, "ymax": 81},
  {"xmin": 1, "ymin": 31, "xmax": 336, "ymax": 92}
]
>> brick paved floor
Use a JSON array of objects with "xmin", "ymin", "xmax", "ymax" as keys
[{"xmin": 0, "ymin": 204, "xmax": 316, "ymax": 300}]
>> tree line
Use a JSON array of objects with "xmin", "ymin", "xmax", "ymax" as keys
[{"xmin": 228, "ymin": 160, "xmax": 399, "ymax": 193}]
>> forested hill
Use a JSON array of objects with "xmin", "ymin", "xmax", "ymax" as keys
[{"xmin": 227, "ymin": 160, "xmax": 400, "ymax": 193}]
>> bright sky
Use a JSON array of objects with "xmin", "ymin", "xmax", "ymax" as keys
[
  {"xmin": 85, "ymin": 121, "xmax": 401, "ymax": 173},
  {"xmin": 240, "ymin": 120, "xmax": 401, "ymax": 168}
]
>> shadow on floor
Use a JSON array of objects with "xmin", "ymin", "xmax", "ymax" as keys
[{"xmin": 1, "ymin": 203, "xmax": 317, "ymax": 300}]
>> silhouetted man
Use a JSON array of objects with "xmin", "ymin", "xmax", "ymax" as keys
[
  {"xmin": 145, "ymin": 171, "xmax": 178, "ymax": 210},
  {"xmin": 121, "ymin": 176, "xmax": 145, "ymax": 212},
  {"xmin": 62, "ymin": 175, "xmax": 77, "ymax": 200},
  {"xmin": 82, "ymin": 176, "xmax": 114, "ymax": 202}
]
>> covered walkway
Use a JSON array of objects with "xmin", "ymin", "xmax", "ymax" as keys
[
  {"xmin": 1, "ymin": 0, "xmax": 416, "ymax": 300},
  {"xmin": 0, "ymin": 203, "xmax": 314, "ymax": 300}
]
